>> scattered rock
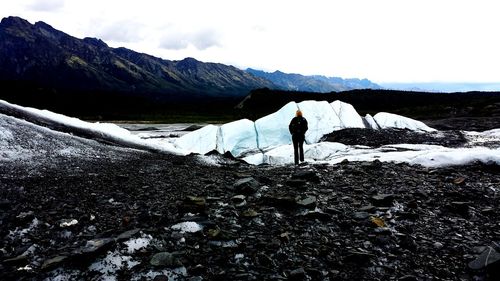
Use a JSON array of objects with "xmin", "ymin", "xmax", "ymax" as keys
[
  {"xmin": 185, "ymin": 196, "xmax": 206, "ymax": 206},
  {"xmin": 263, "ymin": 196, "xmax": 296, "ymax": 208},
  {"xmin": 299, "ymin": 210, "xmax": 331, "ymax": 221},
  {"xmin": 0, "ymin": 199, "xmax": 11, "ymax": 210},
  {"xmin": 291, "ymin": 170, "xmax": 320, "ymax": 182},
  {"xmin": 448, "ymin": 201, "xmax": 470, "ymax": 216},
  {"xmin": 286, "ymin": 179, "xmax": 307, "ymax": 188},
  {"xmin": 116, "ymin": 228, "xmax": 141, "ymax": 241},
  {"xmin": 150, "ymin": 252, "xmax": 183, "ymax": 267},
  {"xmin": 289, "ymin": 267, "xmax": 306, "ymax": 280},
  {"xmin": 2, "ymin": 138, "xmax": 499, "ymax": 281},
  {"xmin": 295, "ymin": 195, "xmax": 317, "ymax": 208},
  {"xmin": 241, "ymin": 209, "xmax": 259, "ymax": 218},
  {"xmin": 433, "ymin": 241, "xmax": 444, "ymax": 249},
  {"xmin": 468, "ymin": 247, "xmax": 500, "ymax": 270},
  {"xmin": 359, "ymin": 205, "xmax": 376, "ymax": 212},
  {"xmin": 59, "ymin": 219, "xmax": 78, "ymax": 228},
  {"xmin": 398, "ymin": 275, "xmax": 418, "ymax": 281},
  {"xmin": 72, "ymin": 238, "xmax": 114, "ymax": 260},
  {"xmin": 453, "ymin": 177, "xmax": 466, "ymax": 185},
  {"xmin": 370, "ymin": 216, "xmax": 386, "ymax": 227},
  {"xmin": 181, "ymin": 196, "xmax": 206, "ymax": 212},
  {"xmin": 233, "ymin": 177, "xmax": 260, "ymax": 194},
  {"xmin": 353, "ymin": 211, "xmax": 371, "ymax": 220},
  {"xmin": 231, "ymin": 195, "xmax": 246, "ymax": 207},
  {"xmin": 153, "ymin": 275, "xmax": 169, "ymax": 281},
  {"xmin": 345, "ymin": 251, "xmax": 375, "ymax": 264},
  {"xmin": 370, "ymin": 194, "xmax": 396, "ymax": 207},
  {"xmin": 41, "ymin": 255, "xmax": 67, "ymax": 270},
  {"xmin": 3, "ymin": 253, "xmax": 28, "ymax": 265}
]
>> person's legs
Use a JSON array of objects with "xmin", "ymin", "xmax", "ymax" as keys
[
  {"xmin": 292, "ymin": 135, "xmax": 299, "ymax": 165},
  {"xmin": 298, "ymin": 139, "xmax": 304, "ymax": 162}
]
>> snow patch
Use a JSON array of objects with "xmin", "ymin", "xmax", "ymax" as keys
[
  {"xmin": 124, "ymin": 235, "xmax": 152, "ymax": 254},
  {"xmin": 171, "ymin": 221, "xmax": 203, "ymax": 233},
  {"xmin": 89, "ymin": 251, "xmax": 140, "ymax": 280}
]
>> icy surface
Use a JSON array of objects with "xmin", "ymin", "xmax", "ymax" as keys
[
  {"xmin": 173, "ymin": 124, "xmax": 218, "ymax": 155},
  {"xmin": 374, "ymin": 112, "xmax": 436, "ymax": 132},
  {"xmin": 176, "ymin": 100, "xmax": 433, "ymax": 157},
  {"xmin": 254, "ymin": 101, "xmax": 297, "ymax": 149},
  {"xmin": 8, "ymin": 218, "xmax": 39, "ymax": 239},
  {"xmin": 363, "ymin": 114, "xmax": 380, "ymax": 130},
  {"xmin": 217, "ymin": 119, "xmax": 258, "ymax": 157},
  {"xmin": 298, "ymin": 101, "xmax": 337, "ymax": 144},
  {"xmin": 0, "ymin": 100, "xmax": 185, "ymax": 156},
  {"xmin": 59, "ymin": 219, "xmax": 78, "ymax": 227},
  {"xmin": 243, "ymin": 142, "xmax": 500, "ymax": 167},
  {"xmin": 171, "ymin": 221, "xmax": 204, "ymax": 233},
  {"xmin": 329, "ymin": 100, "xmax": 366, "ymax": 129},
  {"xmin": 1, "ymin": 98, "xmax": 500, "ymax": 168},
  {"xmin": 89, "ymin": 251, "xmax": 140, "ymax": 281},
  {"xmin": 124, "ymin": 236, "xmax": 152, "ymax": 254}
]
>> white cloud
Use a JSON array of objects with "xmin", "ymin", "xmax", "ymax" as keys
[
  {"xmin": 1, "ymin": 0, "xmax": 499, "ymax": 84},
  {"xmin": 160, "ymin": 29, "xmax": 221, "ymax": 51},
  {"xmin": 26, "ymin": 0, "xmax": 64, "ymax": 12},
  {"xmin": 159, "ymin": 33, "xmax": 189, "ymax": 50},
  {"xmin": 94, "ymin": 20, "xmax": 144, "ymax": 43}
]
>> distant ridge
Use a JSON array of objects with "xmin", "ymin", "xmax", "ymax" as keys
[
  {"xmin": 0, "ymin": 16, "xmax": 384, "ymax": 118},
  {"xmin": 246, "ymin": 68, "xmax": 381, "ymax": 92},
  {"xmin": 381, "ymin": 82, "xmax": 500, "ymax": 93},
  {"xmin": 0, "ymin": 16, "xmax": 274, "ymax": 104}
]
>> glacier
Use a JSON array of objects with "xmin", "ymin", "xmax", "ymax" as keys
[
  {"xmin": 175, "ymin": 100, "xmax": 436, "ymax": 158},
  {"xmin": 1, "ymin": 98, "xmax": 499, "ymax": 168}
]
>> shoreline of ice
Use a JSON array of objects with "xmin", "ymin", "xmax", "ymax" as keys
[{"xmin": 1, "ymin": 99, "xmax": 499, "ymax": 168}]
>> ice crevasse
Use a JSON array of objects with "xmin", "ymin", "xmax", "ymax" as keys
[{"xmin": 174, "ymin": 100, "xmax": 436, "ymax": 158}]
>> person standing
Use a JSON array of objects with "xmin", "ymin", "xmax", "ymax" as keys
[{"xmin": 289, "ymin": 110, "xmax": 308, "ymax": 165}]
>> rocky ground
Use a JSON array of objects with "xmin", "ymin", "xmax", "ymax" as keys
[
  {"xmin": 422, "ymin": 117, "xmax": 500, "ymax": 132},
  {"xmin": 322, "ymin": 128, "xmax": 468, "ymax": 148},
  {"xmin": 1, "ymin": 135, "xmax": 499, "ymax": 280}
]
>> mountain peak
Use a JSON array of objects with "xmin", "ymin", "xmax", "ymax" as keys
[
  {"xmin": 34, "ymin": 21, "xmax": 55, "ymax": 30},
  {"xmin": 83, "ymin": 37, "xmax": 109, "ymax": 48},
  {"xmin": 0, "ymin": 16, "xmax": 31, "ymax": 28},
  {"xmin": 0, "ymin": 16, "xmax": 275, "ymax": 104},
  {"xmin": 176, "ymin": 57, "xmax": 201, "ymax": 70},
  {"xmin": 179, "ymin": 57, "xmax": 200, "ymax": 64}
]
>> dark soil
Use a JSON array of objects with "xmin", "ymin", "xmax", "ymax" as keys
[
  {"xmin": 1, "ymin": 149, "xmax": 499, "ymax": 280},
  {"xmin": 422, "ymin": 117, "xmax": 500, "ymax": 132},
  {"xmin": 322, "ymin": 128, "xmax": 468, "ymax": 148}
]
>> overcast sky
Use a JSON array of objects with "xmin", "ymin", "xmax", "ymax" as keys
[{"xmin": 1, "ymin": 0, "xmax": 499, "ymax": 84}]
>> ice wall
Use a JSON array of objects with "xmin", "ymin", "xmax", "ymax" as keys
[
  {"xmin": 297, "ymin": 101, "xmax": 337, "ymax": 144},
  {"xmin": 174, "ymin": 125, "xmax": 219, "ymax": 155},
  {"xmin": 175, "ymin": 100, "xmax": 436, "ymax": 157},
  {"xmin": 217, "ymin": 119, "xmax": 258, "ymax": 157},
  {"xmin": 374, "ymin": 112, "xmax": 436, "ymax": 132},
  {"xmin": 255, "ymin": 102, "xmax": 297, "ymax": 149}
]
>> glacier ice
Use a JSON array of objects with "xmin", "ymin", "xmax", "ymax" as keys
[
  {"xmin": 176, "ymin": 100, "xmax": 436, "ymax": 158},
  {"xmin": 374, "ymin": 112, "xmax": 436, "ymax": 132},
  {"xmin": 174, "ymin": 124, "xmax": 218, "ymax": 155},
  {"xmin": 2, "ymin": 98, "xmax": 499, "ymax": 168},
  {"xmin": 255, "ymin": 101, "xmax": 297, "ymax": 149},
  {"xmin": 217, "ymin": 119, "xmax": 258, "ymax": 157}
]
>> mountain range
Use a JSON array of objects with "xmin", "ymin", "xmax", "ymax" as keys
[
  {"xmin": 0, "ymin": 16, "xmax": 381, "ymax": 117},
  {"xmin": 246, "ymin": 68, "xmax": 381, "ymax": 92},
  {"xmin": 0, "ymin": 16, "xmax": 276, "ymax": 100}
]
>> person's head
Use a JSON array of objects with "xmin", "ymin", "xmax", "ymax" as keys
[{"xmin": 296, "ymin": 110, "xmax": 302, "ymax": 117}]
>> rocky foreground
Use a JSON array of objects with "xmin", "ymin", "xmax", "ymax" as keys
[{"xmin": 1, "ymin": 140, "xmax": 499, "ymax": 280}]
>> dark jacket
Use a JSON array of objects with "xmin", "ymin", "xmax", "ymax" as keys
[{"xmin": 289, "ymin": 116, "xmax": 308, "ymax": 136}]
